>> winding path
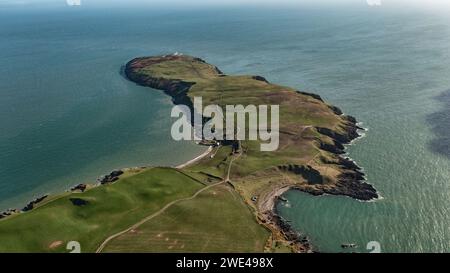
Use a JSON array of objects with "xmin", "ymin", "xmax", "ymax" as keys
[{"xmin": 95, "ymin": 146, "xmax": 240, "ymax": 253}]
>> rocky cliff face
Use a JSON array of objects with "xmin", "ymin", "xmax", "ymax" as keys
[
  {"xmin": 125, "ymin": 55, "xmax": 378, "ymax": 200},
  {"xmin": 126, "ymin": 60, "xmax": 195, "ymax": 106},
  {"xmin": 125, "ymin": 54, "xmax": 379, "ymax": 252}
]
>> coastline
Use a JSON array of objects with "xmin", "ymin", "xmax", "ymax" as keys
[
  {"xmin": 0, "ymin": 144, "xmax": 213, "ymax": 219},
  {"xmin": 263, "ymin": 119, "xmax": 374, "ymax": 253},
  {"xmin": 124, "ymin": 54, "xmax": 379, "ymax": 253},
  {"xmin": 258, "ymin": 185, "xmax": 314, "ymax": 252},
  {"xmin": 176, "ymin": 146, "xmax": 213, "ymax": 169},
  {"xmin": 2, "ymin": 54, "xmax": 378, "ymax": 254}
]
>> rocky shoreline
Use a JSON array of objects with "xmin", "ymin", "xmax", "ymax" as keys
[
  {"xmin": 0, "ymin": 195, "xmax": 49, "ymax": 219},
  {"xmin": 124, "ymin": 55, "xmax": 222, "ymax": 113},
  {"xmin": 263, "ymin": 112, "xmax": 378, "ymax": 253},
  {"xmin": 125, "ymin": 54, "xmax": 379, "ymax": 253},
  {"xmin": 295, "ymin": 118, "xmax": 377, "ymax": 201},
  {"xmin": 124, "ymin": 57, "xmax": 378, "ymax": 202},
  {"xmin": 0, "ymin": 54, "xmax": 379, "ymax": 254},
  {"xmin": 257, "ymin": 186, "xmax": 314, "ymax": 253},
  {"xmin": 0, "ymin": 169, "xmax": 126, "ymax": 220}
]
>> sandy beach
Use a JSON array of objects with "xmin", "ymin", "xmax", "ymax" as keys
[{"xmin": 176, "ymin": 146, "xmax": 213, "ymax": 169}]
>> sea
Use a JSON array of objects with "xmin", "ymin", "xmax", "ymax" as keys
[{"xmin": 0, "ymin": 0, "xmax": 449, "ymax": 252}]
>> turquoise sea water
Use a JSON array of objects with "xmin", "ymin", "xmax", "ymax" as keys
[{"xmin": 1, "ymin": 1, "xmax": 449, "ymax": 252}]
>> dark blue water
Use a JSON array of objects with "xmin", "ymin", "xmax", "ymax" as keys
[{"xmin": 1, "ymin": 1, "xmax": 449, "ymax": 252}]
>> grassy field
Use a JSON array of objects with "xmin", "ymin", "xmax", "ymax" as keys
[
  {"xmin": 125, "ymin": 55, "xmax": 367, "ymax": 251},
  {"xmin": 129, "ymin": 55, "xmax": 354, "ymax": 206},
  {"xmin": 184, "ymin": 145, "xmax": 233, "ymax": 179},
  {"xmin": 103, "ymin": 184, "xmax": 270, "ymax": 253},
  {"xmin": 0, "ymin": 168, "xmax": 203, "ymax": 253},
  {"xmin": 0, "ymin": 55, "xmax": 360, "ymax": 253}
]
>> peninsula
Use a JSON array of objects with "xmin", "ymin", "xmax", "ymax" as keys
[{"xmin": 0, "ymin": 55, "xmax": 377, "ymax": 253}]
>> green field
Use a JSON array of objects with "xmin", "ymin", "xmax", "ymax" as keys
[
  {"xmin": 0, "ymin": 168, "xmax": 203, "ymax": 253},
  {"xmin": 103, "ymin": 184, "xmax": 270, "ymax": 253},
  {"xmin": 128, "ymin": 55, "xmax": 357, "ymax": 208},
  {"xmin": 0, "ymin": 55, "xmax": 361, "ymax": 253}
]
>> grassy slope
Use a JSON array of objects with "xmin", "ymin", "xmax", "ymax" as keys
[
  {"xmin": 122, "ymin": 55, "xmax": 370, "ymax": 251},
  {"xmin": 0, "ymin": 168, "xmax": 203, "ymax": 252},
  {"xmin": 0, "ymin": 55, "xmax": 362, "ymax": 253},
  {"xmin": 103, "ymin": 185, "xmax": 269, "ymax": 253},
  {"xmin": 131, "ymin": 55, "xmax": 350, "ymax": 206}
]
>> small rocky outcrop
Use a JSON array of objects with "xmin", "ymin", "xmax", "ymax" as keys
[
  {"xmin": 22, "ymin": 195, "xmax": 48, "ymax": 212},
  {"xmin": 252, "ymin": 75, "xmax": 269, "ymax": 83},
  {"xmin": 0, "ymin": 208, "xmax": 20, "ymax": 219},
  {"xmin": 70, "ymin": 184, "xmax": 87, "ymax": 192},
  {"xmin": 297, "ymin": 91, "xmax": 324, "ymax": 102},
  {"xmin": 98, "ymin": 170, "xmax": 124, "ymax": 185}
]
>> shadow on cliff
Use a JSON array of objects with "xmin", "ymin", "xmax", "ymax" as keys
[{"xmin": 427, "ymin": 89, "xmax": 450, "ymax": 158}]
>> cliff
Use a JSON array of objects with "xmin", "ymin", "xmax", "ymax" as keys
[{"xmin": 125, "ymin": 54, "xmax": 378, "ymax": 252}]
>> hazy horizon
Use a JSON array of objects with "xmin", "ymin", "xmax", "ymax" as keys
[{"xmin": 2, "ymin": 0, "xmax": 450, "ymax": 11}]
